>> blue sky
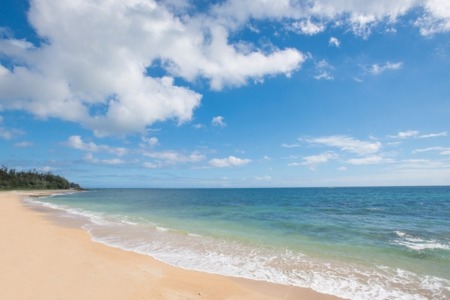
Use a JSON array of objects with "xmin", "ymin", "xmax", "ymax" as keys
[{"xmin": 1, "ymin": 0, "xmax": 450, "ymax": 188}]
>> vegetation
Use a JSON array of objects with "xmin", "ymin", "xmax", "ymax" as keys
[{"xmin": 0, "ymin": 166, "xmax": 82, "ymax": 190}]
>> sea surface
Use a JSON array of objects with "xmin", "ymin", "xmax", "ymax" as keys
[{"xmin": 26, "ymin": 187, "xmax": 450, "ymax": 299}]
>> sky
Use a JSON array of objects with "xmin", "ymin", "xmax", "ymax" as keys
[{"xmin": 1, "ymin": 0, "xmax": 450, "ymax": 188}]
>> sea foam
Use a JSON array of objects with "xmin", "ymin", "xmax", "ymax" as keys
[{"xmin": 393, "ymin": 231, "xmax": 450, "ymax": 251}]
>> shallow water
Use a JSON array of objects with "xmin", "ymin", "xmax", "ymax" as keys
[{"xmin": 26, "ymin": 187, "xmax": 450, "ymax": 299}]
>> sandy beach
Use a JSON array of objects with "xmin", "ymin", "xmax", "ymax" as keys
[{"xmin": 0, "ymin": 190, "xmax": 340, "ymax": 300}]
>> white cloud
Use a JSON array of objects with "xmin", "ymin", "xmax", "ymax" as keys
[
  {"xmin": 304, "ymin": 135, "xmax": 382, "ymax": 155},
  {"xmin": 144, "ymin": 150, "xmax": 205, "ymax": 167},
  {"xmin": 210, "ymin": 0, "xmax": 302, "ymax": 26},
  {"xmin": 389, "ymin": 130, "xmax": 447, "ymax": 139},
  {"xmin": 212, "ymin": 116, "xmax": 227, "ymax": 127},
  {"xmin": 415, "ymin": 0, "xmax": 450, "ymax": 35},
  {"xmin": 419, "ymin": 131, "xmax": 448, "ymax": 138},
  {"xmin": 141, "ymin": 136, "xmax": 159, "ymax": 148},
  {"xmin": 83, "ymin": 153, "xmax": 126, "ymax": 165},
  {"xmin": 1, "ymin": 0, "xmax": 449, "ymax": 137},
  {"xmin": 209, "ymin": 0, "xmax": 447, "ymax": 38},
  {"xmin": 388, "ymin": 130, "xmax": 419, "ymax": 139},
  {"xmin": 369, "ymin": 61, "xmax": 403, "ymax": 75},
  {"xmin": 329, "ymin": 37, "xmax": 341, "ymax": 47},
  {"xmin": 314, "ymin": 71, "xmax": 333, "ymax": 80},
  {"xmin": 301, "ymin": 152, "xmax": 339, "ymax": 168},
  {"xmin": 281, "ymin": 143, "xmax": 301, "ymax": 148},
  {"xmin": 288, "ymin": 19, "xmax": 325, "ymax": 35},
  {"xmin": 209, "ymin": 156, "xmax": 251, "ymax": 168},
  {"xmin": 309, "ymin": 0, "xmax": 450, "ymax": 37},
  {"xmin": 413, "ymin": 147, "xmax": 450, "ymax": 155},
  {"xmin": 0, "ymin": 0, "xmax": 304, "ymax": 136},
  {"xmin": 66, "ymin": 135, "xmax": 127, "ymax": 156},
  {"xmin": 347, "ymin": 155, "xmax": 394, "ymax": 165}
]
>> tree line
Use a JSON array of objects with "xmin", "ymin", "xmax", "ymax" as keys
[{"xmin": 0, "ymin": 166, "xmax": 82, "ymax": 190}]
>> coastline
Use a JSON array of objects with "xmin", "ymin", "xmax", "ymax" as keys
[{"xmin": 0, "ymin": 190, "xmax": 341, "ymax": 300}]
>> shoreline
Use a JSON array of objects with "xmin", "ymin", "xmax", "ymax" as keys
[{"xmin": 0, "ymin": 190, "xmax": 341, "ymax": 300}]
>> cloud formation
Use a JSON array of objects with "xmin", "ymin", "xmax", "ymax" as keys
[
  {"xmin": 304, "ymin": 135, "xmax": 381, "ymax": 156},
  {"xmin": 66, "ymin": 135, "xmax": 127, "ymax": 156},
  {"xmin": 143, "ymin": 150, "xmax": 205, "ymax": 168},
  {"xmin": 413, "ymin": 147, "xmax": 450, "ymax": 155},
  {"xmin": 1, "ymin": 0, "xmax": 449, "ymax": 138},
  {"xmin": 0, "ymin": 0, "xmax": 304, "ymax": 136},
  {"xmin": 329, "ymin": 37, "xmax": 341, "ymax": 48},
  {"xmin": 212, "ymin": 116, "xmax": 227, "ymax": 127},
  {"xmin": 369, "ymin": 62, "xmax": 403, "ymax": 75},
  {"xmin": 209, "ymin": 156, "xmax": 251, "ymax": 168},
  {"xmin": 347, "ymin": 155, "xmax": 394, "ymax": 165},
  {"xmin": 301, "ymin": 152, "xmax": 338, "ymax": 169},
  {"xmin": 84, "ymin": 153, "xmax": 126, "ymax": 165},
  {"xmin": 389, "ymin": 130, "xmax": 448, "ymax": 139},
  {"xmin": 288, "ymin": 19, "xmax": 326, "ymax": 35}
]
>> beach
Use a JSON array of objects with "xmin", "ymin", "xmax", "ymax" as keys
[{"xmin": 0, "ymin": 190, "xmax": 339, "ymax": 300}]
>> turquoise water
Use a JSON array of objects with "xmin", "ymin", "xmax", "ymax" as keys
[{"xmin": 28, "ymin": 187, "xmax": 450, "ymax": 299}]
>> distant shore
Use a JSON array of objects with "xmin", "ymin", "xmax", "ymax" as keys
[{"xmin": 0, "ymin": 190, "xmax": 340, "ymax": 300}]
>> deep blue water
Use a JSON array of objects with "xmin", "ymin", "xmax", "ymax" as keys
[{"xmin": 28, "ymin": 187, "xmax": 450, "ymax": 299}]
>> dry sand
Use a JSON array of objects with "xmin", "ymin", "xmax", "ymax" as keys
[{"xmin": 0, "ymin": 190, "xmax": 341, "ymax": 300}]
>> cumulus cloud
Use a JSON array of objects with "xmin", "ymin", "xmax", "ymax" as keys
[
  {"xmin": 1, "ymin": 0, "xmax": 449, "ymax": 137},
  {"xmin": 415, "ymin": 0, "xmax": 450, "ymax": 35},
  {"xmin": 209, "ymin": 156, "xmax": 251, "ymax": 168},
  {"xmin": 304, "ymin": 135, "xmax": 381, "ymax": 156},
  {"xmin": 288, "ymin": 19, "xmax": 325, "ymax": 35},
  {"xmin": 211, "ymin": 116, "xmax": 227, "ymax": 127},
  {"xmin": 0, "ymin": 0, "xmax": 304, "ymax": 136},
  {"xmin": 329, "ymin": 37, "xmax": 341, "ymax": 47},
  {"xmin": 309, "ymin": 0, "xmax": 450, "ymax": 37},
  {"xmin": 66, "ymin": 135, "xmax": 127, "ymax": 156},
  {"xmin": 210, "ymin": 0, "xmax": 450, "ymax": 37}
]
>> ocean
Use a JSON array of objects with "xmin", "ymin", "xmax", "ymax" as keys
[{"xmin": 26, "ymin": 187, "xmax": 450, "ymax": 299}]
